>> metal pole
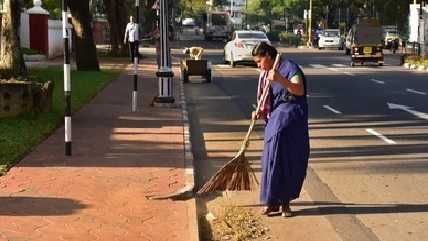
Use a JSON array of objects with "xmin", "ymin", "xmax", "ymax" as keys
[
  {"xmin": 154, "ymin": 0, "xmax": 174, "ymax": 104},
  {"xmin": 418, "ymin": 0, "xmax": 423, "ymax": 56},
  {"xmin": 132, "ymin": 0, "xmax": 140, "ymax": 112},
  {"xmin": 308, "ymin": 0, "xmax": 312, "ymax": 47},
  {"xmin": 231, "ymin": 0, "xmax": 233, "ymax": 18},
  {"xmin": 62, "ymin": 0, "xmax": 71, "ymax": 156},
  {"xmin": 245, "ymin": 0, "xmax": 248, "ymax": 29}
]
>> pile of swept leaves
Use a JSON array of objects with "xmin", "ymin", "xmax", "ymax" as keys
[{"xmin": 209, "ymin": 206, "xmax": 269, "ymax": 241}]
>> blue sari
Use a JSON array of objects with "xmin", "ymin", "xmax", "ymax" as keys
[{"xmin": 260, "ymin": 59, "xmax": 310, "ymax": 206}]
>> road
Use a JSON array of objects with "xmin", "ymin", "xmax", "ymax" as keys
[{"xmin": 180, "ymin": 42, "xmax": 428, "ymax": 241}]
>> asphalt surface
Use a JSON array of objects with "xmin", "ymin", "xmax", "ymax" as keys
[{"xmin": 182, "ymin": 41, "xmax": 428, "ymax": 241}]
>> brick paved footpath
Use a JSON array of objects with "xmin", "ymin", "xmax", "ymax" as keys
[{"xmin": 0, "ymin": 62, "xmax": 196, "ymax": 241}]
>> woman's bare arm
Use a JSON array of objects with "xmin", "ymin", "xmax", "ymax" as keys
[{"xmin": 267, "ymin": 70, "xmax": 305, "ymax": 96}]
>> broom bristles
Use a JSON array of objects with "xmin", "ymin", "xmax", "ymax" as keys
[{"xmin": 197, "ymin": 152, "xmax": 258, "ymax": 194}]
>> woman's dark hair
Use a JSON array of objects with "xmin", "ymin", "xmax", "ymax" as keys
[{"xmin": 252, "ymin": 42, "xmax": 277, "ymax": 58}]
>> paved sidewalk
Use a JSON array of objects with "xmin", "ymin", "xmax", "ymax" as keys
[{"xmin": 0, "ymin": 61, "xmax": 196, "ymax": 241}]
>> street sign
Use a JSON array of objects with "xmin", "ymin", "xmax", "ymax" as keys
[{"xmin": 409, "ymin": 4, "xmax": 419, "ymax": 42}]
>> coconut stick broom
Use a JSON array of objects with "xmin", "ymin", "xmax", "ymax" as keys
[{"xmin": 198, "ymin": 54, "xmax": 281, "ymax": 194}]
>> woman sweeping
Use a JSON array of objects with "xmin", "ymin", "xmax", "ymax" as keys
[{"xmin": 252, "ymin": 42, "xmax": 310, "ymax": 217}]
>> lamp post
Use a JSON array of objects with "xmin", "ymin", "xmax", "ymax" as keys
[
  {"xmin": 154, "ymin": 0, "xmax": 175, "ymax": 105},
  {"xmin": 230, "ymin": 0, "xmax": 233, "ymax": 22},
  {"xmin": 245, "ymin": 0, "xmax": 248, "ymax": 29}
]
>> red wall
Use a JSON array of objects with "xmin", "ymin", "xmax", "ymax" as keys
[{"xmin": 29, "ymin": 14, "xmax": 49, "ymax": 55}]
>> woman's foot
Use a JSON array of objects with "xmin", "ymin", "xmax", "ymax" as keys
[
  {"xmin": 261, "ymin": 206, "xmax": 279, "ymax": 215},
  {"xmin": 281, "ymin": 204, "xmax": 292, "ymax": 217}
]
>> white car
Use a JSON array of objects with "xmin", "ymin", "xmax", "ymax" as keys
[
  {"xmin": 318, "ymin": 29, "xmax": 342, "ymax": 50},
  {"xmin": 224, "ymin": 30, "xmax": 270, "ymax": 67}
]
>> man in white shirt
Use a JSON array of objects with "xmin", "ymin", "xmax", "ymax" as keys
[{"xmin": 124, "ymin": 16, "xmax": 139, "ymax": 63}]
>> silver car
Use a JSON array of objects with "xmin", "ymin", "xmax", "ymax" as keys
[
  {"xmin": 318, "ymin": 29, "xmax": 343, "ymax": 50},
  {"xmin": 224, "ymin": 30, "xmax": 270, "ymax": 67}
]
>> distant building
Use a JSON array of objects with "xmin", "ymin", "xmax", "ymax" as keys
[{"xmin": 226, "ymin": 0, "xmax": 246, "ymax": 29}]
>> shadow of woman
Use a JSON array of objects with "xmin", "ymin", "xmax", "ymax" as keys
[{"xmin": 0, "ymin": 196, "xmax": 89, "ymax": 216}]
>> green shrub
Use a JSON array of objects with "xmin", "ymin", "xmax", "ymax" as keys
[
  {"xmin": 279, "ymin": 32, "xmax": 300, "ymax": 46},
  {"xmin": 266, "ymin": 30, "xmax": 281, "ymax": 42},
  {"xmin": 405, "ymin": 55, "xmax": 424, "ymax": 65}
]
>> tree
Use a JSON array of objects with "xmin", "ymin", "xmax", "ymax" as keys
[
  {"xmin": 68, "ymin": 0, "xmax": 100, "ymax": 71},
  {"xmin": 213, "ymin": 0, "xmax": 228, "ymax": 7},
  {"xmin": 103, "ymin": 0, "xmax": 129, "ymax": 56},
  {"xmin": 179, "ymin": 0, "xmax": 206, "ymax": 19},
  {"xmin": 0, "ymin": 0, "xmax": 27, "ymax": 78}
]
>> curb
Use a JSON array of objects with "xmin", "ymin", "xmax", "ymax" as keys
[{"xmin": 179, "ymin": 79, "xmax": 200, "ymax": 241}]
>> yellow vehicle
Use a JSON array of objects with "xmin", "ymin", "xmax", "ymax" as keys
[{"xmin": 347, "ymin": 18, "xmax": 384, "ymax": 66}]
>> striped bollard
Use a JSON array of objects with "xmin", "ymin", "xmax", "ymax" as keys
[
  {"xmin": 62, "ymin": 0, "xmax": 72, "ymax": 156},
  {"xmin": 132, "ymin": 0, "xmax": 140, "ymax": 112}
]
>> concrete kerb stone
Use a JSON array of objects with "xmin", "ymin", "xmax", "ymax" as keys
[{"xmin": 179, "ymin": 79, "xmax": 200, "ymax": 241}]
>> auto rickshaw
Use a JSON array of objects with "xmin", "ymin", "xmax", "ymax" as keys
[{"xmin": 180, "ymin": 47, "xmax": 212, "ymax": 83}]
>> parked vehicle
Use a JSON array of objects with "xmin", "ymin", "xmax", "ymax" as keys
[
  {"xmin": 318, "ymin": 29, "xmax": 343, "ymax": 49},
  {"xmin": 203, "ymin": 12, "xmax": 233, "ymax": 40},
  {"xmin": 346, "ymin": 18, "xmax": 384, "ymax": 66},
  {"xmin": 224, "ymin": 30, "xmax": 270, "ymax": 67}
]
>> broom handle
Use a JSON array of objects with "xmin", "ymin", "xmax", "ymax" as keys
[{"xmin": 238, "ymin": 54, "xmax": 281, "ymax": 154}]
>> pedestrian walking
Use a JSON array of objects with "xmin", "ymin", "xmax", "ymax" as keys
[
  {"xmin": 252, "ymin": 42, "xmax": 310, "ymax": 217},
  {"xmin": 124, "ymin": 16, "xmax": 139, "ymax": 63}
]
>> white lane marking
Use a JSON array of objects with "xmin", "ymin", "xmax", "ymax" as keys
[
  {"xmin": 327, "ymin": 68, "xmax": 340, "ymax": 72},
  {"xmin": 388, "ymin": 102, "xmax": 428, "ymax": 121},
  {"xmin": 310, "ymin": 64, "xmax": 328, "ymax": 69},
  {"xmin": 215, "ymin": 64, "xmax": 231, "ymax": 68},
  {"xmin": 322, "ymin": 105, "xmax": 342, "ymax": 114},
  {"xmin": 343, "ymin": 71, "xmax": 354, "ymax": 76},
  {"xmin": 370, "ymin": 78, "xmax": 385, "ymax": 84},
  {"xmin": 366, "ymin": 128, "xmax": 396, "ymax": 144},
  {"xmin": 406, "ymin": 88, "xmax": 427, "ymax": 95},
  {"xmin": 332, "ymin": 64, "xmax": 347, "ymax": 67}
]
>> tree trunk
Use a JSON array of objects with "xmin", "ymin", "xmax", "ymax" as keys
[
  {"xmin": 0, "ymin": 0, "xmax": 27, "ymax": 78},
  {"xmin": 103, "ymin": 0, "xmax": 128, "ymax": 56},
  {"xmin": 68, "ymin": 0, "xmax": 100, "ymax": 71}
]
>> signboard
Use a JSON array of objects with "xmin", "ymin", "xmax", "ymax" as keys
[{"xmin": 409, "ymin": 4, "xmax": 419, "ymax": 42}]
